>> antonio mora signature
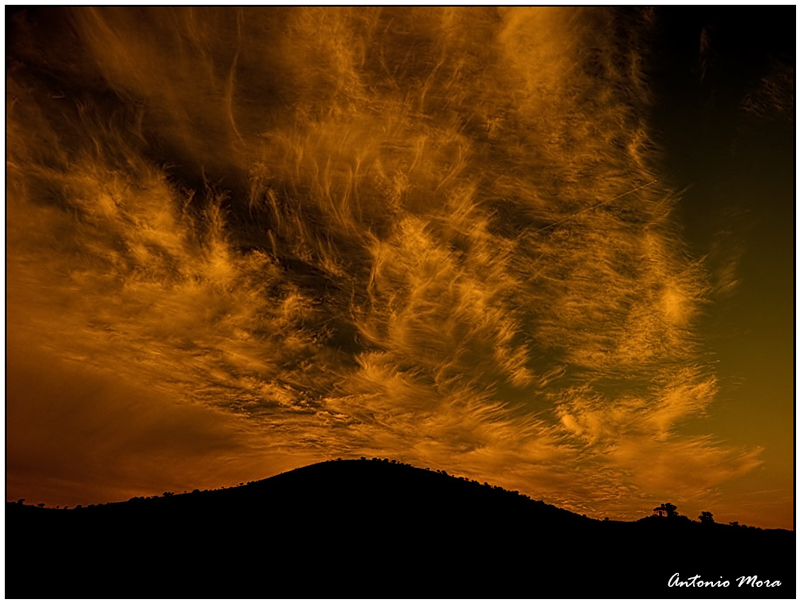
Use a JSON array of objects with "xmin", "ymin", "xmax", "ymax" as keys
[{"xmin": 669, "ymin": 573, "xmax": 782, "ymax": 588}]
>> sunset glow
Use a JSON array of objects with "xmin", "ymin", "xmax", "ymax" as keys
[{"xmin": 6, "ymin": 7, "xmax": 793, "ymax": 529}]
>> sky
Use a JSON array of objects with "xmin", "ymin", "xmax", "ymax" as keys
[{"xmin": 6, "ymin": 7, "xmax": 794, "ymax": 529}]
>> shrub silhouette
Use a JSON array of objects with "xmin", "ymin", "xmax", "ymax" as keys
[
  {"xmin": 657, "ymin": 502, "xmax": 678, "ymax": 517},
  {"xmin": 699, "ymin": 511, "xmax": 714, "ymax": 524}
]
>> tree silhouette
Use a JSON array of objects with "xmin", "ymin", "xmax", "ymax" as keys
[
  {"xmin": 662, "ymin": 503, "xmax": 678, "ymax": 517},
  {"xmin": 699, "ymin": 511, "xmax": 714, "ymax": 524}
]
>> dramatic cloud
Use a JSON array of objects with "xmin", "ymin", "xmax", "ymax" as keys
[{"xmin": 6, "ymin": 7, "xmax": 764, "ymax": 518}]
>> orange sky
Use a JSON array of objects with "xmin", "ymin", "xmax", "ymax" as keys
[{"xmin": 6, "ymin": 7, "xmax": 794, "ymax": 529}]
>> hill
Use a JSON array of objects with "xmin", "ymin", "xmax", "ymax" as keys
[{"xmin": 6, "ymin": 459, "xmax": 795, "ymax": 598}]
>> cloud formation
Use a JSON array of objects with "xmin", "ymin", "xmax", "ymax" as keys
[{"xmin": 7, "ymin": 7, "xmax": 760, "ymax": 518}]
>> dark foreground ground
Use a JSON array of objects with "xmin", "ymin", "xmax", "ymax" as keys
[{"xmin": 6, "ymin": 459, "xmax": 795, "ymax": 598}]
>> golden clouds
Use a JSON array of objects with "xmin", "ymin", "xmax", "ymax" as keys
[{"xmin": 7, "ymin": 7, "xmax": 760, "ymax": 516}]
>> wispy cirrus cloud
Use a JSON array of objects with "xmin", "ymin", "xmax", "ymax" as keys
[{"xmin": 7, "ymin": 7, "xmax": 759, "ymax": 516}]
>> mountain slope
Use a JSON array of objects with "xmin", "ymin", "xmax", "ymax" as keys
[{"xmin": 6, "ymin": 459, "xmax": 794, "ymax": 598}]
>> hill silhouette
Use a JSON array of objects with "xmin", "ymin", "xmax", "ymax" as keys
[{"xmin": 6, "ymin": 459, "xmax": 794, "ymax": 598}]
